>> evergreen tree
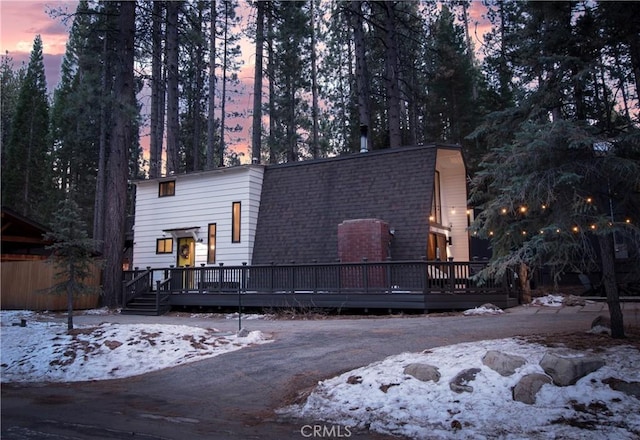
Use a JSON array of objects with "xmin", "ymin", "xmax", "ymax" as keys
[
  {"xmin": 214, "ymin": 0, "xmax": 243, "ymax": 167},
  {"xmin": 102, "ymin": 1, "xmax": 136, "ymax": 308},
  {"xmin": 2, "ymin": 35, "xmax": 52, "ymax": 222},
  {"xmin": 50, "ymin": 0, "xmax": 105, "ymax": 233},
  {"xmin": 44, "ymin": 197, "xmax": 100, "ymax": 331},
  {"xmin": 424, "ymin": 6, "xmax": 479, "ymax": 154},
  {"xmin": 470, "ymin": 1, "xmax": 640, "ymax": 338},
  {"xmin": 0, "ymin": 54, "xmax": 24, "ymax": 169},
  {"xmin": 250, "ymin": 0, "xmax": 266, "ymax": 163},
  {"xmin": 268, "ymin": 0, "xmax": 312, "ymax": 162}
]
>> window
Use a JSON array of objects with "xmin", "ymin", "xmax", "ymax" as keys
[
  {"xmin": 156, "ymin": 238, "xmax": 173, "ymax": 254},
  {"xmin": 207, "ymin": 223, "xmax": 217, "ymax": 264},
  {"xmin": 232, "ymin": 202, "xmax": 241, "ymax": 243},
  {"xmin": 430, "ymin": 171, "xmax": 442, "ymax": 224},
  {"xmin": 159, "ymin": 180, "xmax": 175, "ymax": 197}
]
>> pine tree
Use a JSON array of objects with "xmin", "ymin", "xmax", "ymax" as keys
[
  {"xmin": 102, "ymin": 1, "xmax": 136, "ymax": 308},
  {"xmin": 470, "ymin": 1, "xmax": 640, "ymax": 338},
  {"xmin": 50, "ymin": 0, "xmax": 105, "ymax": 233},
  {"xmin": 44, "ymin": 197, "xmax": 99, "ymax": 330},
  {"xmin": 250, "ymin": 0, "xmax": 265, "ymax": 163},
  {"xmin": 2, "ymin": 35, "xmax": 52, "ymax": 222},
  {"xmin": 0, "ymin": 54, "xmax": 24, "ymax": 169},
  {"xmin": 268, "ymin": 0, "xmax": 312, "ymax": 162}
]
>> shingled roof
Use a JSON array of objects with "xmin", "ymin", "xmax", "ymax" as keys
[{"xmin": 252, "ymin": 145, "xmax": 448, "ymax": 264}]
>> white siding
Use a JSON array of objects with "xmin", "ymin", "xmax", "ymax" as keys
[
  {"xmin": 436, "ymin": 149, "xmax": 470, "ymax": 261},
  {"xmin": 132, "ymin": 166, "xmax": 264, "ymax": 269}
]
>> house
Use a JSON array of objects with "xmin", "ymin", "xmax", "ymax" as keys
[
  {"xmin": 1, "ymin": 207, "xmax": 51, "ymax": 262},
  {"xmin": 131, "ymin": 144, "xmax": 470, "ymax": 270},
  {"xmin": 123, "ymin": 145, "xmax": 515, "ymax": 314},
  {"xmin": 0, "ymin": 207, "xmax": 100, "ymax": 310},
  {"xmin": 131, "ymin": 165, "xmax": 264, "ymax": 271}
]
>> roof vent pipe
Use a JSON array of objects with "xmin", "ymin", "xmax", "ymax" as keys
[{"xmin": 360, "ymin": 124, "xmax": 368, "ymax": 153}]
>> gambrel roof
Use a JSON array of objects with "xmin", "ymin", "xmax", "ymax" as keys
[{"xmin": 252, "ymin": 144, "xmax": 462, "ymax": 264}]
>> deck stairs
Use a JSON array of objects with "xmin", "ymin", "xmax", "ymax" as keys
[{"xmin": 121, "ymin": 291, "xmax": 170, "ymax": 316}]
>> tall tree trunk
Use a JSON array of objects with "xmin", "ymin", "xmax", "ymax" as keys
[
  {"xmin": 149, "ymin": 1, "xmax": 164, "ymax": 178},
  {"xmin": 192, "ymin": 2, "xmax": 204, "ymax": 171},
  {"xmin": 219, "ymin": 1, "xmax": 229, "ymax": 168},
  {"xmin": 350, "ymin": 1, "xmax": 371, "ymax": 151},
  {"xmin": 207, "ymin": 0, "xmax": 217, "ymax": 170},
  {"xmin": 382, "ymin": 1, "xmax": 401, "ymax": 148},
  {"xmin": 460, "ymin": 1, "xmax": 477, "ymax": 101},
  {"xmin": 518, "ymin": 262, "xmax": 532, "ymax": 304},
  {"xmin": 310, "ymin": 0, "xmax": 319, "ymax": 159},
  {"xmin": 267, "ymin": 6, "xmax": 276, "ymax": 164},
  {"xmin": 103, "ymin": 0, "xmax": 135, "ymax": 308},
  {"xmin": 598, "ymin": 233, "xmax": 625, "ymax": 338},
  {"xmin": 251, "ymin": 0, "xmax": 265, "ymax": 164},
  {"xmin": 165, "ymin": 1, "xmax": 180, "ymax": 174},
  {"xmin": 93, "ymin": 34, "xmax": 109, "ymax": 249}
]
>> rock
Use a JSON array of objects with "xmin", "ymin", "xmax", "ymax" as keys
[
  {"xmin": 449, "ymin": 368, "xmax": 481, "ymax": 393},
  {"xmin": 480, "ymin": 303, "xmax": 501, "ymax": 311},
  {"xmin": 403, "ymin": 363, "xmax": 441, "ymax": 383},
  {"xmin": 540, "ymin": 351, "xmax": 605, "ymax": 386},
  {"xmin": 602, "ymin": 377, "xmax": 640, "ymax": 399},
  {"xmin": 482, "ymin": 350, "xmax": 526, "ymax": 376},
  {"xmin": 512, "ymin": 373, "xmax": 553, "ymax": 404},
  {"xmin": 562, "ymin": 295, "xmax": 586, "ymax": 307},
  {"xmin": 590, "ymin": 315, "xmax": 611, "ymax": 334}
]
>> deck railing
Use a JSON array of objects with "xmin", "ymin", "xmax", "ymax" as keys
[
  {"xmin": 124, "ymin": 260, "xmax": 515, "ymax": 299},
  {"xmin": 121, "ymin": 268, "xmax": 154, "ymax": 305}
]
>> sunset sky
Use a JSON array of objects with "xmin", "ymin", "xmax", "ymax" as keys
[
  {"xmin": 1, "ymin": 1, "xmax": 490, "ymax": 161},
  {"xmin": 0, "ymin": 1, "xmax": 77, "ymax": 92}
]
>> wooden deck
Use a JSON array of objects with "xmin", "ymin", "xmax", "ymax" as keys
[
  {"xmin": 167, "ymin": 291, "xmax": 518, "ymax": 311},
  {"xmin": 122, "ymin": 261, "xmax": 519, "ymax": 315}
]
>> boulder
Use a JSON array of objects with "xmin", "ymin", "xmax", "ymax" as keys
[
  {"xmin": 562, "ymin": 295, "xmax": 586, "ymax": 307},
  {"xmin": 590, "ymin": 315, "xmax": 611, "ymax": 334},
  {"xmin": 512, "ymin": 373, "xmax": 553, "ymax": 404},
  {"xmin": 540, "ymin": 351, "xmax": 605, "ymax": 386},
  {"xmin": 403, "ymin": 363, "xmax": 441, "ymax": 383},
  {"xmin": 602, "ymin": 377, "xmax": 640, "ymax": 399},
  {"xmin": 449, "ymin": 368, "xmax": 481, "ymax": 393},
  {"xmin": 482, "ymin": 350, "xmax": 527, "ymax": 376}
]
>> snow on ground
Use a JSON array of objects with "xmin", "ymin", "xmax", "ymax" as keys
[
  {"xmin": 3, "ymin": 304, "xmax": 639, "ymax": 439},
  {"xmin": 281, "ymin": 337, "xmax": 640, "ymax": 439},
  {"xmin": 0, "ymin": 310, "xmax": 271, "ymax": 383}
]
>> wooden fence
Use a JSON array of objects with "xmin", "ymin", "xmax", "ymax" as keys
[{"xmin": 1, "ymin": 260, "xmax": 102, "ymax": 311}]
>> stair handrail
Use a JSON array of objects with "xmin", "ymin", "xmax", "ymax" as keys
[
  {"xmin": 122, "ymin": 268, "xmax": 153, "ymax": 306},
  {"xmin": 156, "ymin": 277, "xmax": 172, "ymax": 312}
]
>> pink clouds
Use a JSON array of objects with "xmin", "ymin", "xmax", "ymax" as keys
[{"xmin": 0, "ymin": 1, "xmax": 77, "ymax": 91}]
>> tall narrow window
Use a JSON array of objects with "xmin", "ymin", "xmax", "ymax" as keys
[
  {"xmin": 430, "ymin": 171, "xmax": 441, "ymax": 224},
  {"xmin": 159, "ymin": 180, "xmax": 175, "ymax": 197},
  {"xmin": 207, "ymin": 223, "xmax": 217, "ymax": 263},
  {"xmin": 232, "ymin": 202, "xmax": 241, "ymax": 243},
  {"xmin": 156, "ymin": 238, "xmax": 173, "ymax": 254}
]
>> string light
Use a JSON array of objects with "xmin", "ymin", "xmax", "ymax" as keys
[
  {"xmin": 519, "ymin": 206, "xmax": 527, "ymax": 214},
  {"xmin": 501, "ymin": 208, "xmax": 508, "ymax": 214}
]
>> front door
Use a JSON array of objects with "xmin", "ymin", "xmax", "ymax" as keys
[{"xmin": 177, "ymin": 237, "xmax": 195, "ymax": 267}]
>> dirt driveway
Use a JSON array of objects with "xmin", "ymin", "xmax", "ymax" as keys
[{"xmin": 2, "ymin": 303, "xmax": 637, "ymax": 439}]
